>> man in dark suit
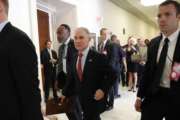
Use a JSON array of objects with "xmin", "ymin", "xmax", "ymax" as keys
[
  {"xmin": 98, "ymin": 28, "xmax": 119, "ymax": 110},
  {"xmin": 0, "ymin": 0, "xmax": 43, "ymax": 120},
  {"xmin": 61, "ymin": 27, "xmax": 114, "ymax": 120},
  {"xmin": 56, "ymin": 24, "xmax": 82, "ymax": 120},
  {"xmin": 135, "ymin": 1, "xmax": 180, "ymax": 120},
  {"xmin": 41, "ymin": 40, "xmax": 58, "ymax": 103},
  {"xmin": 111, "ymin": 34, "xmax": 127, "ymax": 96}
]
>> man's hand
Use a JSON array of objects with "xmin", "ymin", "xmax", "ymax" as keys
[
  {"xmin": 135, "ymin": 98, "xmax": 142, "ymax": 112},
  {"xmin": 60, "ymin": 95, "xmax": 66, "ymax": 103},
  {"xmin": 94, "ymin": 89, "xmax": 105, "ymax": 101}
]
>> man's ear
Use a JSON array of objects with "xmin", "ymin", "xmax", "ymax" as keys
[{"xmin": 177, "ymin": 14, "xmax": 180, "ymax": 20}]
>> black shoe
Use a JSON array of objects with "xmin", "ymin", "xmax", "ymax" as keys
[
  {"xmin": 115, "ymin": 94, "xmax": 121, "ymax": 99},
  {"xmin": 128, "ymin": 89, "xmax": 132, "ymax": 91},
  {"xmin": 106, "ymin": 106, "xmax": 113, "ymax": 111},
  {"xmin": 133, "ymin": 90, "xmax": 136, "ymax": 92}
]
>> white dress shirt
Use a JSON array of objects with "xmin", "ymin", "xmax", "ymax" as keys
[
  {"xmin": 0, "ymin": 21, "xmax": 8, "ymax": 32},
  {"xmin": 47, "ymin": 48, "xmax": 53, "ymax": 59},
  {"xmin": 157, "ymin": 29, "xmax": 179, "ymax": 88},
  {"xmin": 102, "ymin": 39, "xmax": 108, "ymax": 50},
  {"xmin": 62, "ymin": 37, "xmax": 71, "ymax": 74}
]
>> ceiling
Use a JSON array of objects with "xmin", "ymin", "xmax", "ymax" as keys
[
  {"xmin": 37, "ymin": 0, "xmax": 75, "ymax": 15},
  {"xmin": 110, "ymin": 0, "xmax": 180, "ymax": 28}
]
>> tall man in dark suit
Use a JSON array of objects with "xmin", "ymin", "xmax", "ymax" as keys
[
  {"xmin": 56, "ymin": 24, "xmax": 82, "ymax": 120},
  {"xmin": 0, "ymin": 0, "xmax": 43, "ymax": 120},
  {"xmin": 41, "ymin": 40, "xmax": 58, "ymax": 103},
  {"xmin": 61, "ymin": 27, "xmax": 114, "ymax": 120},
  {"xmin": 98, "ymin": 28, "xmax": 119, "ymax": 110},
  {"xmin": 135, "ymin": 1, "xmax": 180, "ymax": 120}
]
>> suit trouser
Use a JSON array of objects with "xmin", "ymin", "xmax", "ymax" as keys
[
  {"xmin": 44, "ymin": 69, "xmax": 57, "ymax": 102},
  {"xmin": 107, "ymin": 86, "xmax": 114, "ymax": 107},
  {"xmin": 79, "ymin": 97, "xmax": 101, "ymax": 120},
  {"xmin": 113, "ymin": 76, "xmax": 120, "ymax": 97},
  {"xmin": 57, "ymin": 72, "xmax": 83, "ymax": 120},
  {"xmin": 66, "ymin": 96, "xmax": 83, "ymax": 120},
  {"xmin": 141, "ymin": 87, "xmax": 180, "ymax": 120}
]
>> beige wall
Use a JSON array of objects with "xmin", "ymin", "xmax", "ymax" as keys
[
  {"xmin": 61, "ymin": 0, "xmax": 159, "ymax": 45},
  {"xmin": 100, "ymin": 0, "xmax": 159, "ymax": 45}
]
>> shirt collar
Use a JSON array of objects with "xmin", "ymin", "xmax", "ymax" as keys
[
  {"xmin": 64, "ymin": 37, "xmax": 71, "ymax": 45},
  {"xmin": 0, "ymin": 20, "xmax": 8, "ymax": 32},
  {"xmin": 103, "ymin": 39, "xmax": 108, "ymax": 46},
  {"xmin": 80, "ymin": 46, "xmax": 90, "ymax": 57},
  {"xmin": 162, "ymin": 28, "xmax": 180, "ymax": 43}
]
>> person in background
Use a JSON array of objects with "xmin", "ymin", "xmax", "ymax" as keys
[
  {"xmin": 135, "ymin": 1, "xmax": 180, "ymax": 120},
  {"xmin": 136, "ymin": 38, "xmax": 147, "ymax": 88},
  {"xmin": 98, "ymin": 28, "xmax": 119, "ymax": 110},
  {"xmin": 56, "ymin": 24, "xmax": 82, "ymax": 120},
  {"xmin": 41, "ymin": 40, "xmax": 58, "ymax": 103},
  {"xmin": 0, "ymin": 0, "xmax": 43, "ymax": 120},
  {"xmin": 125, "ymin": 37, "xmax": 138, "ymax": 92},
  {"xmin": 111, "ymin": 34, "xmax": 127, "ymax": 97},
  {"xmin": 144, "ymin": 39, "xmax": 150, "ymax": 47}
]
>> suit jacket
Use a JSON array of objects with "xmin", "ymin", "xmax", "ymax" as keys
[
  {"xmin": 99, "ymin": 40, "xmax": 120, "ymax": 77},
  {"xmin": 41, "ymin": 48, "xmax": 57, "ymax": 74},
  {"xmin": 0, "ymin": 23, "xmax": 43, "ymax": 120},
  {"xmin": 62, "ymin": 49, "xmax": 114, "ymax": 112},
  {"xmin": 137, "ymin": 34, "xmax": 180, "ymax": 99},
  {"xmin": 57, "ymin": 39, "xmax": 77, "ymax": 88}
]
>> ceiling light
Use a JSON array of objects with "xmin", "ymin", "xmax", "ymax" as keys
[{"xmin": 140, "ymin": 0, "xmax": 166, "ymax": 6}]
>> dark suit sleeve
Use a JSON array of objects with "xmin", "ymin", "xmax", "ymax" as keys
[
  {"xmin": 40, "ymin": 50, "xmax": 44, "ymax": 65},
  {"xmin": 62, "ymin": 68, "xmax": 75, "ymax": 97},
  {"xmin": 137, "ymin": 41, "xmax": 153, "ymax": 99},
  {"xmin": 106, "ymin": 43, "xmax": 119, "ymax": 82},
  {"xmin": 98, "ymin": 54, "xmax": 116, "ymax": 93},
  {"xmin": 9, "ymin": 34, "xmax": 43, "ymax": 120}
]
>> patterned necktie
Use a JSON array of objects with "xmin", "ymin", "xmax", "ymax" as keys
[
  {"xmin": 57, "ymin": 43, "xmax": 65, "ymax": 73},
  {"xmin": 77, "ymin": 52, "xmax": 83, "ymax": 81}
]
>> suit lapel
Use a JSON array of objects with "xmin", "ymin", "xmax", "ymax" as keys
[
  {"xmin": 45, "ymin": 48, "xmax": 50, "ymax": 60},
  {"xmin": 104, "ymin": 40, "xmax": 110, "ymax": 50},
  {"xmin": 73, "ymin": 52, "xmax": 79, "ymax": 81},
  {"xmin": 82, "ymin": 50, "xmax": 93, "ymax": 80},
  {"xmin": 153, "ymin": 36, "xmax": 162, "ymax": 65}
]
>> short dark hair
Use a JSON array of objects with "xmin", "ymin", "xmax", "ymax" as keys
[
  {"xmin": 160, "ymin": 0, "xmax": 180, "ymax": 15},
  {"xmin": 100, "ymin": 28, "xmax": 108, "ymax": 35},
  {"xmin": 111, "ymin": 34, "xmax": 117, "ymax": 39},
  {"xmin": 45, "ymin": 40, "xmax": 52, "ymax": 45},
  {"xmin": 60, "ymin": 24, "xmax": 71, "ymax": 34},
  {"xmin": 0, "ymin": 0, "xmax": 9, "ymax": 14}
]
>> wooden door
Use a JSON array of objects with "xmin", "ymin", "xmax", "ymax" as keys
[{"xmin": 37, "ymin": 9, "xmax": 50, "ymax": 89}]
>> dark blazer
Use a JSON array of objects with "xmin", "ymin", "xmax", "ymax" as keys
[
  {"xmin": 41, "ymin": 48, "xmax": 57, "ymax": 74},
  {"xmin": 57, "ymin": 39, "xmax": 77, "ymax": 88},
  {"xmin": 62, "ymin": 49, "xmax": 114, "ymax": 113},
  {"xmin": 137, "ymin": 34, "xmax": 180, "ymax": 99},
  {"xmin": 0, "ymin": 23, "xmax": 43, "ymax": 120},
  {"xmin": 99, "ymin": 40, "xmax": 120, "ymax": 78}
]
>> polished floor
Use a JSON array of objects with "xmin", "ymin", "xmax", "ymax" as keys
[{"xmin": 44, "ymin": 87, "xmax": 141, "ymax": 120}]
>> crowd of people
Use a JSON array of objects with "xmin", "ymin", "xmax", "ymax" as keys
[{"xmin": 1, "ymin": 0, "xmax": 180, "ymax": 120}]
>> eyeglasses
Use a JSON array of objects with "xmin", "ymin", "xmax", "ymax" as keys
[{"xmin": 74, "ymin": 36, "xmax": 85, "ymax": 40}]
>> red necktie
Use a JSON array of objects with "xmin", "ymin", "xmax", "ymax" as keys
[{"xmin": 77, "ymin": 52, "xmax": 83, "ymax": 81}]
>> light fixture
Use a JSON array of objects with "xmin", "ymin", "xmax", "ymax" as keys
[{"xmin": 140, "ymin": 0, "xmax": 166, "ymax": 6}]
